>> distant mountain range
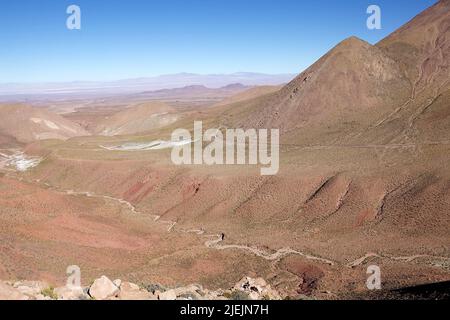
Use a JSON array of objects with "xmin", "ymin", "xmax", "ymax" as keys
[{"xmin": 0, "ymin": 72, "xmax": 295, "ymax": 100}]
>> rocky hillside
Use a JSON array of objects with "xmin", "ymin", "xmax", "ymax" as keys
[
  {"xmin": 218, "ymin": 0, "xmax": 449, "ymax": 146},
  {"xmin": 0, "ymin": 276, "xmax": 281, "ymax": 300}
]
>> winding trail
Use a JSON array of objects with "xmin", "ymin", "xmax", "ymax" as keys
[
  {"xmin": 56, "ymin": 183, "xmax": 450, "ymax": 269},
  {"xmin": 205, "ymin": 240, "xmax": 335, "ymax": 265},
  {"xmin": 31, "ymin": 178, "xmax": 337, "ymax": 266},
  {"xmin": 8, "ymin": 175, "xmax": 450, "ymax": 270},
  {"xmin": 63, "ymin": 189, "xmax": 175, "ymax": 231},
  {"xmin": 347, "ymin": 252, "xmax": 450, "ymax": 268}
]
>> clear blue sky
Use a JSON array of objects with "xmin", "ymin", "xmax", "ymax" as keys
[{"xmin": 0, "ymin": 0, "xmax": 437, "ymax": 83}]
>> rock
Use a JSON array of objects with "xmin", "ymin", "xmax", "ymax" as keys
[
  {"xmin": 113, "ymin": 279, "xmax": 122, "ymax": 288},
  {"xmin": 13, "ymin": 280, "xmax": 49, "ymax": 297},
  {"xmin": 174, "ymin": 284, "xmax": 202, "ymax": 296},
  {"xmin": 119, "ymin": 282, "xmax": 156, "ymax": 300},
  {"xmin": 234, "ymin": 276, "xmax": 256, "ymax": 292},
  {"xmin": 89, "ymin": 276, "xmax": 119, "ymax": 300},
  {"xmin": 234, "ymin": 276, "xmax": 281, "ymax": 300},
  {"xmin": 0, "ymin": 281, "xmax": 29, "ymax": 300},
  {"xmin": 0, "ymin": 276, "xmax": 280, "ymax": 300},
  {"xmin": 158, "ymin": 289, "xmax": 177, "ymax": 300},
  {"xmin": 173, "ymin": 284, "xmax": 207, "ymax": 300},
  {"xmin": 54, "ymin": 286, "xmax": 88, "ymax": 300},
  {"xmin": 253, "ymin": 278, "xmax": 267, "ymax": 288},
  {"xmin": 121, "ymin": 281, "xmax": 140, "ymax": 291}
]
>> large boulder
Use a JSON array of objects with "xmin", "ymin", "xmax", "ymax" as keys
[
  {"xmin": 234, "ymin": 277, "xmax": 281, "ymax": 300},
  {"xmin": 173, "ymin": 284, "xmax": 204, "ymax": 300},
  {"xmin": 118, "ymin": 282, "xmax": 157, "ymax": 300},
  {"xmin": 89, "ymin": 276, "xmax": 119, "ymax": 300},
  {"xmin": 157, "ymin": 289, "xmax": 177, "ymax": 300},
  {"xmin": 113, "ymin": 279, "xmax": 122, "ymax": 288}
]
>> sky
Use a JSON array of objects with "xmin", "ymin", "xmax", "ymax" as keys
[{"xmin": 0, "ymin": 0, "xmax": 437, "ymax": 83}]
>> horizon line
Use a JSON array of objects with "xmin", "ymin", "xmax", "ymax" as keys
[{"xmin": 0, "ymin": 71, "xmax": 298, "ymax": 86}]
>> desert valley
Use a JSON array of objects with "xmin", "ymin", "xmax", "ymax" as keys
[{"xmin": 0, "ymin": 0, "xmax": 449, "ymax": 300}]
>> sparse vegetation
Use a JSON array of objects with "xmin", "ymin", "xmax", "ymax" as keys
[{"xmin": 41, "ymin": 286, "xmax": 58, "ymax": 300}]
